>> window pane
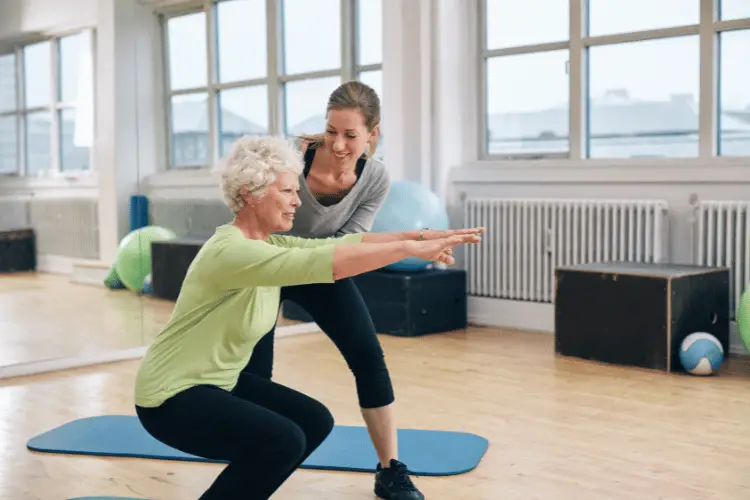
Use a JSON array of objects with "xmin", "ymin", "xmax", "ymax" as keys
[
  {"xmin": 284, "ymin": 76, "xmax": 340, "ymax": 136},
  {"xmin": 358, "ymin": 70, "xmax": 383, "ymax": 158},
  {"xmin": 25, "ymin": 111, "xmax": 52, "ymax": 174},
  {"xmin": 588, "ymin": 0, "xmax": 699, "ymax": 37},
  {"xmin": 358, "ymin": 70, "xmax": 382, "ymax": 105},
  {"xmin": 485, "ymin": 50, "xmax": 569, "ymax": 156},
  {"xmin": 170, "ymin": 93, "xmax": 210, "ymax": 167},
  {"xmin": 59, "ymin": 109, "xmax": 90, "ymax": 171},
  {"xmin": 218, "ymin": 85, "xmax": 269, "ymax": 156},
  {"xmin": 485, "ymin": 0, "xmax": 568, "ymax": 50},
  {"xmin": 217, "ymin": 0, "xmax": 266, "ymax": 83},
  {"xmin": 59, "ymin": 31, "xmax": 89, "ymax": 103},
  {"xmin": 24, "ymin": 42, "xmax": 51, "ymax": 108},
  {"xmin": 282, "ymin": 0, "xmax": 340, "ymax": 74},
  {"xmin": 721, "ymin": 0, "xmax": 750, "ymax": 20},
  {"xmin": 719, "ymin": 30, "xmax": 750, "ymax": 157},
  {"xmin": 588, "ymin": 36, "xmax": 699, "ymax": 159},
  {"xmin": 0, "ymin": 116, "xmax": 17, "ymax": 174},
  {"xmin": 0, "ymin": 53, "xmax": 16, "ymax": 113},
  {"xmin": 167, "ymin": 12, "xmax": 207, "ymax": 90},
  {"xmin": 357, "ymin": 0, "xmax": 382, "ymax": 65}
]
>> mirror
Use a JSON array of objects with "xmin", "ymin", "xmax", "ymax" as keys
[{"xmin": 0, "ymin": 29, "xmax": 140, "ymax": 378}]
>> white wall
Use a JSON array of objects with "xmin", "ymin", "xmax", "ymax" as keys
[{"xmin": 94, "ymin": 0, "xmax": 165, "ymax": 263}]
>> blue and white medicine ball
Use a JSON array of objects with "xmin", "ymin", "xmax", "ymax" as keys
[{"xmin": 679, "ymin": 332, "xmax": 724, "ymax": 376}]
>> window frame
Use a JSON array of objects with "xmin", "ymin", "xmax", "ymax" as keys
[
  {"xmin": 0, "ymin": 27, "xmax": 96, "ymax": 178},
  {"xmin": 160, "ymin": 0, "xmax": 382, "ymax": 170},
  {"xmin": 478, "ymin": 0, "xmax": 750, "ymax": 162}
]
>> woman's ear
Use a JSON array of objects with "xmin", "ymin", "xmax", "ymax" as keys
[
  {"xmin": 367, "ymin": 126, "xmax": 380, "ymax": 157},
  {"xmin": 240, "ymin": 185, "xmax": 253, "ymax": 207}
]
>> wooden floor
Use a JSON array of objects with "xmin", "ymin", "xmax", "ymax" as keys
[{"xmin": 1, "ymin": 275, "xmax": 750, "ymax": 499}]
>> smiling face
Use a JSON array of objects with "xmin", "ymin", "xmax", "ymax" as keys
[
  {"xmin": 324, "ymin": 108, "xmax": 379, "ymax": 165},
  {"xmin": 244, "ymin": 171, "xmax": 301, "ymax": 233}
]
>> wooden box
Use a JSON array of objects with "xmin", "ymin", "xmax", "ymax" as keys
[
  {"xmin": 0, "ymin": 228, "xmax": 36, "ymax": 273},
  {"xmin": 150, "ymin": 238, "xmax": 206, "ymax": 301},
  {"xmin": 284, "ymin": 269, "xmax": 468, "ymax": 337},
  {"xmin": 554, "ymin": 262, "xmax": 730, "ymax": 372}
]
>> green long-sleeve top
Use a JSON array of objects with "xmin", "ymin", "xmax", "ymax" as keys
[{"xmin": 134, "ymin": 223, "xmax": 363, "ymax": 408}]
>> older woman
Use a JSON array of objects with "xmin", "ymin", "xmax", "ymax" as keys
[{"xmin": 133, "ymin": 135, "xmax": 482, "ymax": 500}]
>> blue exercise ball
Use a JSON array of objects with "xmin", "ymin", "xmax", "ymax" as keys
[
  {"xmin": 371, "ymin": 180, "xmax": 449, "ymax": 272},
  {"xmin": 679, "ymin": 332, "xmax": 724, "ymax": 375}
]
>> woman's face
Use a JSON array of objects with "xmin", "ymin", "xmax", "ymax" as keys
[
  {"xmin": 245, "ymin": 171, "xmax": 301, "ymax": 233},
  {"xmin": 324, "ymin": 108, "xmax": 378, "ymax": 165}
]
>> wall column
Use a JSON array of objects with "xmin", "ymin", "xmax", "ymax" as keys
[{"xmin": 95, "ymin": 0, "xmax": 164, "ymax": 263}]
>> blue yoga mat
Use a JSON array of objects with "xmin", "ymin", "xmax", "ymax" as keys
[{"xmin": 29, "ymin": 415, "xmax": 488, "ymax": 477}]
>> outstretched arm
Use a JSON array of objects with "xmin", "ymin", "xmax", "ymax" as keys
[
  {"xmin": 331, "ymin": 234, "xmax": 481, "ymax": 280},
  {"xmin": 212, "ymin": 232, "xmax": 481, "ymax": 289},
  {"xmin": 360, "ymin": 227, "xmax": 485, "ymax": 244},
  {"xmin": 268, "ymin": 232, "xmax": 363, "ymax": 249}
]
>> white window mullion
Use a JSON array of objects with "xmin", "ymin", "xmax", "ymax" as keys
[
  {"xmin": 568, "ymin": 0, "xmax": 585, "ymax": 160},
  {"xmin": 160, "ymin": 14, "xmax": 176, "ymax": 170},
  {"xmin": 15, "ymin": 46, "xmax": 25, "ymax": 176},
  {"xmin": 698, "ymin": 0, "xmax": 719, "ymax": 158},
  {"xmin": 478, "ymin": 0, "xmax": 489, "ymax": 159},
  {"xmin": 342, "ymin": 0, "xmax": 356, "ymax": 81},
  {"xmin": 50, "ymin": 37, "xmax": 61, "ymax": 175},
  {"xmin": 205, "ymin": 0, "xmax": 218, "ymax": 167},
  {"xmin": 267, "ymin": 0, "xmax": 282, "ymax": 135}
]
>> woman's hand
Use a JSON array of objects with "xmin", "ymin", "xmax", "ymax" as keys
[
  {"xmin": 406, "ymin": 233, "xmax": 482, "ymax": 265},
  {"xmin": 420, "ymin": 227, "xmax": 484, "ymax": 241}
]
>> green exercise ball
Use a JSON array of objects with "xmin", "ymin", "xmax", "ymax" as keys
[
  {"xmin": 114, "ymin": 225, "xmax": 177, "ymax": 292},
  {"xmin": 736, "ymin": 288, "xmax": 750, "ymax": 353}
]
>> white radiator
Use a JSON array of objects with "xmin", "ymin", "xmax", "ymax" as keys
[
  {"xmin": 696, "ymin": 201, "xmax": 750, "ymax": 317},
  {"xmin": 463, "ymin": 198, "xmax": 669, "ymax": 303},
  {"xmin": 29, "ymin": 197, "xmax": 100, "ymax": 259}
]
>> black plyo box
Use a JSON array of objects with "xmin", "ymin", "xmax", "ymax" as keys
[
  {"xmin": 284, "ymin": 268, "xmax": 468, "ymax": 337},
  {"xmin": 150, "ymin": 238, "xmax": 206, "ymax": 301},
  {"xmin": 554, "ymin": 262, "xmax": 730, "ymax": 372}
]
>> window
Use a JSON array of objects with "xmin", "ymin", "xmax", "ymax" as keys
[
  {"xmin": 480, "ymin": 0, "xmax": 750, "ymax": 160},
  {"xmin": 588, "ymin": 36, "xmax": 700, "ymax": 159},
  {"xmin": 588, "ymin": 0, "xmax": 699, "ymax": 37},
  {"xmin": 721, "ymin": 0, "xmax": 750, "ymax": 21},
  {"xmin": 485, "ymin": 0, "xmax": 568, "ymax": 49},
  {"xmin": 163, "ymin": 0, "xmax": 383, "ymax": 169},
  {"xmin": 356, "ymin": 0, "xmax": 383, "ymax": 158},
  {"xmin": 482, "ymin": 0, "xmax": 570, "ymax": 158},
  {"xmin": 486, "ymin": 50, "xmax": 569, "ymax": 156},
  {"xmin": 0, "ymin": 54, "xmax": 17, "ymax": 174},
  {"xmin": 719, "ymin": 29, "xmax": 750, "ymax": 157},
  {"xmin": 0, "ymin": 29, "xmax": 94, "ymax": 176}
]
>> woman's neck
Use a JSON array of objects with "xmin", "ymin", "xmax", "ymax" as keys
[
  {"xmin": 313, "ymin": 147, "xmax": 358, "ymax": 179},
  {"xmin": 232, "ymin": 211, "xmax": 270, "ymax": 241}
]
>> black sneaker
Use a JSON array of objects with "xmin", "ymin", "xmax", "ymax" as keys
[{"xmin": 374, "ymin": 459, "xmax": 425, "ymax": 499}]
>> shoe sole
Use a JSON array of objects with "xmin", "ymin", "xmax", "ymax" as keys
[
  {"xmin": 374, "ymin": 482, "xmax": 390, "ymax": 499},
  {"xmin": 374, "ymin": 482, "xmax": 425, "ymax": 500}
]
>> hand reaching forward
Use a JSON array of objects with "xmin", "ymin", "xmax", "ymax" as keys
[
  {"xmin": 406, "ymin": 233, "xmax": 482, "ymax": 265},
  {"xmin": 421, "ymin": 227, "xmax": 485, "ymax": 241}
]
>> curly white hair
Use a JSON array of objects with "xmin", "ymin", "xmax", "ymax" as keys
[{"xmin": 216, "ymin": 135, "xmax": 303, "ymax": 213}]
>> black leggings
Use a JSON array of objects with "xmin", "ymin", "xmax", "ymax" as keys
[
  {"xmin": 243, "ymin": 278, "xmax": 394, "ymax": 409},
  {"xmin": 135, "ymin": 373, "xmax": 334, "ymax": 500}
]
